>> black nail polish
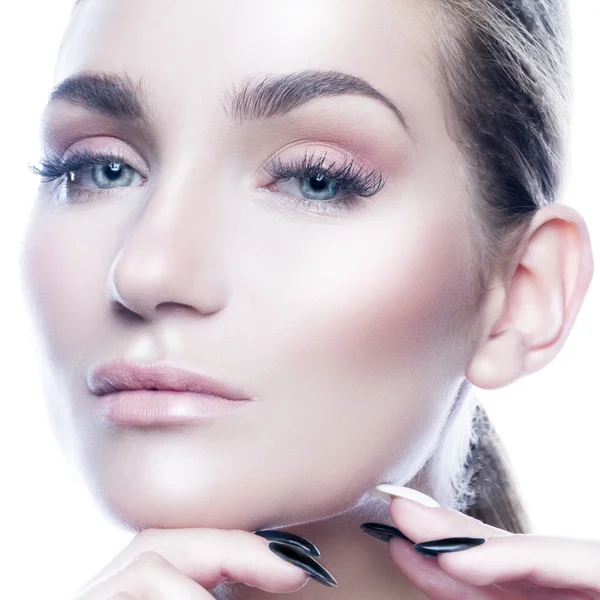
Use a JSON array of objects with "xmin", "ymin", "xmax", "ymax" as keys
[
  {"xmin": 254, "ymin": 529, "xmax": 321, "ymax": 557},
  {"xmin": 267, "ymin": 541, "xmax": 338, "ymax": 588},
  {"xmin": 360, "ymin": 522, "xmax": 413, "ymax": 543},
  {"xmin": 414, "ymin": 547, "xmax": 439, "ymax": 558},
  {"xmin": 414, "ymin": 536, "xmax": 486, "ymax": 557}
]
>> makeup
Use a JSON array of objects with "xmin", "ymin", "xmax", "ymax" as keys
[
  {"xmin": 360, "ymin": 522, "xmax": 412, "ymax": 543},
  {"xmin": 267, "ymin": 542, "xmax": 338, "ymax": 588},
  {"xmin": 88, "ymin": 359, "xmax": 255, "ymax": 426},
  {"xmin": 96, "ymin": 390, "xmax": 254, "ymax": 426},
  {"xmin": 414, "ymin": 537, "xmax": 486, "ymax": 556}
]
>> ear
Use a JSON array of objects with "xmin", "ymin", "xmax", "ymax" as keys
[{"xmin": 466, "ymin": 204, "xmax": 594, "ymax": 389}]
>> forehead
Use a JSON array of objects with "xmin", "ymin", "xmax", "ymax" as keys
[{"xmin": 55, "ymin": 0, "xmax": 443, "ymax": 131}]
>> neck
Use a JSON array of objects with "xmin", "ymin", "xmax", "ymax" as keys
[{"xmin": 213, "ymin": 497, "xmax": 427, "ymax": 600}]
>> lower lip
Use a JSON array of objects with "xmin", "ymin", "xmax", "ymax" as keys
[{"xmin": 97, "ymin": 390, "xmax": 253, "ymax": 425}]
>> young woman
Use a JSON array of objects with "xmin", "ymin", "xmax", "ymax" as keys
[{"xmin": 20, "ymin": 0, "xmax": 597, "ymax": 598}]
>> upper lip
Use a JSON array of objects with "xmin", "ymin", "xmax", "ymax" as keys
[{"xmin": 87, "ymin": 358, "xmax": 252, "ymax": 401}]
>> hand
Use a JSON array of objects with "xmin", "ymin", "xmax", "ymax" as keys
[
  {"xmin": 72, "ymin": 527, "xmax": 337, "ymax": 599},
  {"xmin": 361, "ymin": 486, "xmax": 600, "ymax": 600}
]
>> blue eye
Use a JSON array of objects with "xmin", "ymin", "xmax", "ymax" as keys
[
  {"xmin": 300, "ymin": 174, "xmax": 339, "ymax": 201},
  {"xmin": 80, "ymin": 161, "xmax": 138, "ymax": 188},
  {"xmin": 264, "ymin": 149, "xmax": 386, "ymax": 215},
  {"xmin": 276, "ymin": 173, "xmax": 341, "ymax": 202},
  {"xmin": 29, "ymin": 147, "xmax": 387, "ymax": 215},
  {"xmin": 29, "ymin": 148, "xmax": 145, "ymax": 203}
]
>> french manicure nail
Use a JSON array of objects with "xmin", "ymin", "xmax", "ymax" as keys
[
  {"xmin": 414, "ymin": 536, "xmax": 486, "ymax": 557},
  {"xmin": 373, "ymin": 484, "xmax": 441, "ymax": 508},
  {"xmin": 267, "ymin": 542, "xmax": 338, "ymax": 588},
  {"xmin": 360, "ymin": 522, "xmax": 413, "ymax": 543},
  {"xmin": 254, "ymin": 529, "xmax": 321, "ymax": 557}
]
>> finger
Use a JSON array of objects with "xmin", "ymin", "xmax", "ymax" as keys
[
  {"xmin": 434, "ymin": 534, "xmax": 600, "ymax": 591},
  {"xmin": 387, "ymin": 536, "xmax": 522, "ymax": 600},
  {"xmin": 388, "ymin": 496, "xmax": 514, "ymax": 545},
  {"xmin": 78, "ymin": 528, "xmax": 313, "ymax": 594},
  {"xmin": 495, "ymin": 579, "xmax": 596, "ymax": 600},
  {"xmin": 76, "ymin": 551, "xmax": 213, "ymax": 599},
  {"xmin": 385, "ymin": 494, "xmax": 600, "ymax": 598}
]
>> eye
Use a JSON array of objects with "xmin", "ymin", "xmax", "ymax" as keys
[
  {"xmin": 262, "ymin": 149, "xmax": 386, "ymax": 216},
  {"xmin": 71, "ymin": 160, "xmax": 142, "ymax": 189},
  {"xmin": 277, "ymin": 173, "xmax": 342, "ymax": 202},
  {"xmin": 29, "ymin": 148, "xmax": 146, "ymax": 204}
]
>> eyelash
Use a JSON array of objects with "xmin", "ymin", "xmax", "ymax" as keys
[
  {"xmin": 29, "ymin": 148, "xmax": 140, "ymax": 204},
  {"xmin": 262, "ymin": 150, "xmax": 386, "ymax": 215},
  {"xmin": 29, "ymin": 148, "xmax": 387, "ymax": 214}
]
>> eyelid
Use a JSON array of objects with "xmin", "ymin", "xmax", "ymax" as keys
[
  {"xmin": 256, "ymin": 141, "xmax": 380, "ymax": 186},
  {"xmin": 59, "ymin": 137, "xmax": 149, "ymax": 177},
  {"xmin": 270, "ymin": 140, "xmax": 372, "ymax": 166}
]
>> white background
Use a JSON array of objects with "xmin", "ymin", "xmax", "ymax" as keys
[{"xmin": 0, "ymin": 2, "xmax": 598, "ymax": 599}]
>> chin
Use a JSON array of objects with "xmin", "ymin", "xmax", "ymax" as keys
[
  {"xmin": 81, "ymin": 467, "xmax": 365, "ymax": 534},
  {"xmin": 87, "ymin": 482, "xmax": 264, "ymax": 532}
]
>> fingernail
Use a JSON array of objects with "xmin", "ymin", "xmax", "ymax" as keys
[
  {"xmin": 267, "ymin": 542, "xmax": 338, "ymax": 588},
  {"xmin": 254, "ymin": 529, "xmax": 321, "ymax": 557},
  {"xmin": 373, "ymin": 484, "xmax": 441, "ymax": 508},
  {"xmin": 360, "ymin": 522, "xmax": 413, "ymax": 543},
  {"xmin": 414, "ymin": 537, "xmax": 486, "ymax": 557}
]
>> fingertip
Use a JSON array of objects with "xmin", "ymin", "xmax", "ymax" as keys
[
  {"xmin": 387, "ymin": 534, "xmax": 429, "ymax": 564},
  {"xmin": 434, "ymin": 543, "xmax": 495, "ymax": 586},
  {"xmin": 373, "ymin": 485, "xmax": 441, "ymax": 508},
  {"xmin": 387, "ymin": 535, "xmax": 445, "ymax": 584},
  {"xmin": 388, "ymin": 495, "xmax": 443, "ymax": 531}
]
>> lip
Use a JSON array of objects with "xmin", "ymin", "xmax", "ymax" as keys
[
  {"xmin": 87, "ymin": 358, "xmax": 255, "ymax": 425},
  {"xmin": 88, "ymin": 358, "xmax": 253, "ymax": 400}
]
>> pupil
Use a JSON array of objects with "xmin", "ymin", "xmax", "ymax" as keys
[
  {"xmin": 104, "ymin": 162, "xmax": 122, "ymax": 181},
  {"xmin": 299, "ymin": 172, "xmax": 338, "ymax": 200},
  {"xmin": 310, "ymin": 174, "xmax": 327, "ymax": 191}
]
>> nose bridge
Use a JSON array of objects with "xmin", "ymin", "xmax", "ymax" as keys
[{"xmin": 107, "ymin": 166, "xmax": 227, "ymax": 320}]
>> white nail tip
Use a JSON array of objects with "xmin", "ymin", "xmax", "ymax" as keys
[{"xmin": 373, "ymin": 484, "xmax": 441, "ymax": 508}]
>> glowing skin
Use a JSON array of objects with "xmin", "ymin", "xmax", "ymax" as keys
[{"xmin": 19, "ymin": 0, "xmax": 593, "ymax": 599}]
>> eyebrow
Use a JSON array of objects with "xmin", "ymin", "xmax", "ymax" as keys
[
  {"xmin": 47, "ymin": 71, "xmax": 153, "ymax": 126},
  {"xmin": 46, "ymin": 69, "xmax": 410, "ymax": 133},
  {"xmin": 225, "ymin": 71, "xmax": 409, "ymax": 131}
]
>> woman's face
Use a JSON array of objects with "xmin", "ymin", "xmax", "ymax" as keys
[{"xmin": 20, "ymin": 0, "xmax": 483, "ymax": 531}]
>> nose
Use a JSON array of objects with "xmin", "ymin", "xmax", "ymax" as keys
[{"xmin": 106, "ymin": 190, "xmax": 228, "ymax": 321}]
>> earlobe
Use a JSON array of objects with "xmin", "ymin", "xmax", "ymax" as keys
[
  {"xmin": 466, "ymin": 327, "xmax": 527, "ymax": 389},
  {"xmin": 466, "ymin": 204, "xmax": 594, "ymax": 390}
]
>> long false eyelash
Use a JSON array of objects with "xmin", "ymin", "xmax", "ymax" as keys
[
  {"xmin": 29, "ymin": 148, "xmax": 386, "ymax": 208},
  {"xmin": 263, "ymin": 150, "xmax": 386, "ymax": 198},
  {"xmin": 28, "ymin": 148, "xmax": 132, "ymax": 183}
]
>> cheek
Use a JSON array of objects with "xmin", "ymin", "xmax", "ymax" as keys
[
  {"xmin": 18, "ymin": 193, "xmax": 477, "ymax": 528},
  {"xmin": 269, "ymin": 203, "xmax": 475, "ymax": 386},
  {"xmin": 20, "ymin": 209, "xmax": 112, "ymax": 365},
  {"xmin": 252, "ymin": 200, "xmax": 476, "ymax": 491}
]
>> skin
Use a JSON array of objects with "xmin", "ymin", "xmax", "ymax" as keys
[{"xmin": 19, "ymin": 0, "xmax": 594, "ymax": 599}]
